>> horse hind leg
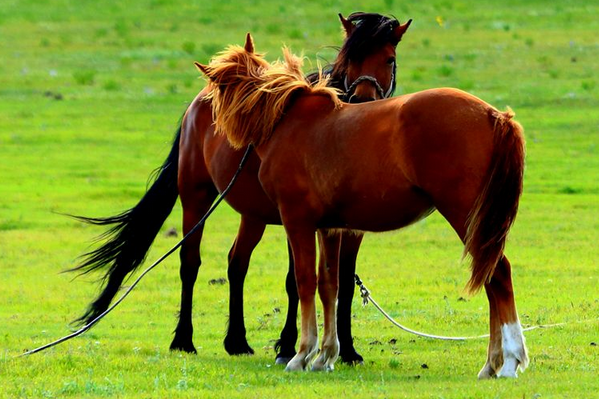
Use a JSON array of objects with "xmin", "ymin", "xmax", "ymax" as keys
[
  {"xmin": 224, "ymin": 215, "xmax": 266, "ymax": 355},
  {"xmin": 312, "ymin": 230, "xmax": 341, "ymax": 371},
  {"xmin": 435, "ymin": 201, "xmax": 527, "ymax": 378},
  {"xmin": 484, "ymin": 256, "xmax": 528, "ymax": 378},
  {"xmin": 170, "ymin": 184, "xmax": 218, "ymax": 353}
]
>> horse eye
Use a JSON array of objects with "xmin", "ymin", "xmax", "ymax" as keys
[{"xmin": 387, "ymin": 57, "xmax": 396, "ymax": 65}]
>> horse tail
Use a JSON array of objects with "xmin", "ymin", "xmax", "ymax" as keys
[
  {"xmin": 68, "ymin": 126, "xmax": 181, "ymax": 325},
  {"xmin": 464, "ymin": 109, "xmax": 525, "ymax": 293}
]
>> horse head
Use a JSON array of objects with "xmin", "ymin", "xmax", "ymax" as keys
[{"xmin": 336, "ymin": 13, "xmax": 412, "ymax": 103}]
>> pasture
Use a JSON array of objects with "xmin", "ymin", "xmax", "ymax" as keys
[{"xmin": 1, "ymin": 0, "xmax": 598, "ymax": 397}]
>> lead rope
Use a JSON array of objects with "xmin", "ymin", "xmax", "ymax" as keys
[
  {"xmin": 354, "ymin": 274, "xmax": 587, "ymax": 341},
  {"xmin": 19, "ymin": 145, "xmax": 254, "ymax": 357}
]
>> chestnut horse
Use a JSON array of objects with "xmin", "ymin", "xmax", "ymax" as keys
[
  {"xmin": 70, "ymin": 13, "xmax": 411, "ymax": 364},
  {"xmin": 197, "ymin": 35, "xmax": 528, "ymax": 377}
]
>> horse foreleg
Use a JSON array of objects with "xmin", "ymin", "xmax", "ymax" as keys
[
  {"xmin": 483, "ymin": 256, "xmax": 529, "ymax": 378},
  {"xmin": 170, "ymin": 185, "xmax": 217, "ymax": 353},
  {"xmin": 224, "ymin": 215, "xmax": 266, "ymax": 355},
  {"xmin": 312, "ymin": 230, "xmax": 341, "ymax": 371},
  {"xmin": 275, "ymin": 242, "xmax": 299, "ymax": 365},
  {"xmin": 337, "ymin": 231, "xmax": 364, "ymax": 364},
  {"xmin": 284, "ymin": 226, "xmax": 318, "ymax": 372}
]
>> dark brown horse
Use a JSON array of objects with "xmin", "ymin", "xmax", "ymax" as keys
[
  {"xmin": 70, "ymin": 13, "xmax": 411, "ymax": 365},
  {"xmin": 198, "ymin": 35, "xmax": 528, "ymax": 377}
]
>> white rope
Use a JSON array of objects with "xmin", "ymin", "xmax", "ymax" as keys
[
  {"xmin": 354, "ymin": 274, "xmax": 597, "ymax": 341},
  {"xmin": 19, "ymin": 145, "xmax": 255, "ymax": 357}
]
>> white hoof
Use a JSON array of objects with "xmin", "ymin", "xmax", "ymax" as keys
[
  {"xmin": 497, "ymin": 358, "xmax": 519, "ymax": 378},
  {"xmin": 285, "ymin": 355, "xmax": 307, "ymax": 372},
  {"xmin": 311, "ymin": 342, "xmax": 338, "ymax": 371},
  {"xmin": 477, "ymin": 362, "xmax": 496, "ymax": 380},
  {"xmin": 311, "ymin": 355, "xmax": 336, "ymax": 371},
  {"xmin": 284, "ymin": 347, "xmax": 318, "ymax": 372}
]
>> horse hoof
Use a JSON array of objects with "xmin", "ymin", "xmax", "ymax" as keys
[
  {"xmin": 497, "ymin": 369, "xmax": 518, "ymax": 378},
  {"xmin": 477, "ymin": 363, "xmax": 497, "ymax": 380},
  {"xmin": 275, "ymin": 348, "xmax": 296, "ymax": 365},
  {"xmin": 339, "ymin": 351, "xmax": 364, "ymax": 365},
  {"xmin": 311, "ymin": 360, "xmax": 334, "ymax": 372},
  {"xmin": 224, "ymin": 336, "xmax": 255, "ymax": 356},
  {"xmin": 169, "ymin": 342, "xmax": 197, "ymax": 354},
  {"xmin": 497, "ymin": 357, "xmax": 520, "ymax": 378},
  {"xmin": 275, "ymin": 355, "xmax": 293, "ymax": 365},
  {"xmin": 284, "ymin": 359, "xmax": 306, "ymax": 371},
  {"xmin": 225, "ymin": 344, "xmax": 255, "ymax": 356},
  {"xmin": 497, "ymin": 363, "xmax": 519, "ymax": 378}
]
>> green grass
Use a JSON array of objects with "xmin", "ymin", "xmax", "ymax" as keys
[{"xmin": 1, "ymin": 0, "xmax": 598, "ymax": 397}]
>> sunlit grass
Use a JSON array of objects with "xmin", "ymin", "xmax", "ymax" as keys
[{"xmin": 1, "ymin": 0, "xmax": 598, "ymax": 398}]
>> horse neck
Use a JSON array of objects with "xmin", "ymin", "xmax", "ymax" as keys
[{"xmin": 305, "ymin": 64, "xmax": 346, "ymax": 97}]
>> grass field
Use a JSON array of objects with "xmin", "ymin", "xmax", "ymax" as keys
[{"xmin": 1, "ymin": 0, "xmax": 598, "ymax": 397}]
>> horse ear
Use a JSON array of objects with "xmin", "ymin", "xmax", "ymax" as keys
[
  {"xmin": 392, "ymin": 19, "xmax": 412, "ymax": 44},
  {"xmin": 194, "ymin": 61, "xmax": 210, "ymax": 76},
  {"xmin": 244, "ymin": 33, "xmax": 255, "ymax": 53},
  {"xmin": 338, "ymin": 13, "xmax": 355, "ymax": 37}
]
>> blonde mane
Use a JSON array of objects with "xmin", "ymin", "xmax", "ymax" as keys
[{"xmin": 199, "ymin": 43, "xmax": 341, "ymax": 149}]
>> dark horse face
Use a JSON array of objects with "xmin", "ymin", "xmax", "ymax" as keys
[{"xmin": 338, "ymin": 13, "xmax": 412, "ymax": 104}]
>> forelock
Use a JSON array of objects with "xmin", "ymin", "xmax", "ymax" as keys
[{"xmin": 343, "ymin": 13, "xmax": 400, "ymax": 61}]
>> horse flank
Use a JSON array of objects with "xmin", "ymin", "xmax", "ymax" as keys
[{"xmin": 200, "ymin": 45, "xmax": 342, "ymax": 149}]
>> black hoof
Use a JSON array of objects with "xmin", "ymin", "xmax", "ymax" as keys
[
  {"xmin": 170, "ymin": 337, "xmax": 197, "ymax": 354},
  {"xmin": 274, "ymin": 347, "xmax": 296, "ymax": 365},
  {"xmin": 275, "ymin": 354, "xmax": 294, "ymax": 365},
  {"xmin": 224, "ymin": 336, "xmax": 255, "ymax": 356},
  {"xmin": 339, "ymin": 350, "xmax": 364, "ymax": 365},
  {"xmin": 274, "ymin": 337, "xmax": 297, "ymax": 365}
]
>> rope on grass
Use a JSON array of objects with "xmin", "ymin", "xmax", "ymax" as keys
[
  {"xmin": 19, "ymin": 145, "xmax": 254, "ymax": 357},
  {"xmin": 354, "ymin": 274, "xmax": 597, "ymax": 341}
]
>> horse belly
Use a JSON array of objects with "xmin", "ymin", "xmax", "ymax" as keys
[{"xmin": 337, "ymin": 187, "xmax": 435, "ymax": 232}]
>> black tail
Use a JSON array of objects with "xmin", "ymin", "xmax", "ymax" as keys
[{"xmin": 69, "ymin": 127, "xmax": 181, "ymax": 325}]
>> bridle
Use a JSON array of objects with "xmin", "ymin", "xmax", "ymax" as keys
[{"xmin": 343, "ymin": 61, "xmax": 395, "ymax": 102}]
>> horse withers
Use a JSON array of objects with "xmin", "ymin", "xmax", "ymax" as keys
[{"xmin": 198, "ymin": 34, "xmax": 528, "ymax": 377}]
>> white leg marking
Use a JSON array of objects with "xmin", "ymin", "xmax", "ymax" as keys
[
  {"xmin": 312, "ymin": 336, "xmax": 339, "ymax": 371},
  {"xmin": 285, "ymin": 336, "xmax": 319, "ymax": 372},
  {"xmin": 497, "ymin": 321, "xmax": 529, "ymax": 378}
]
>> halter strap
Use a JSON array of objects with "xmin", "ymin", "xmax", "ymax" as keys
[{"xmin": 343, "ymin": 62, "xmax": 395, "ymax": 101}]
